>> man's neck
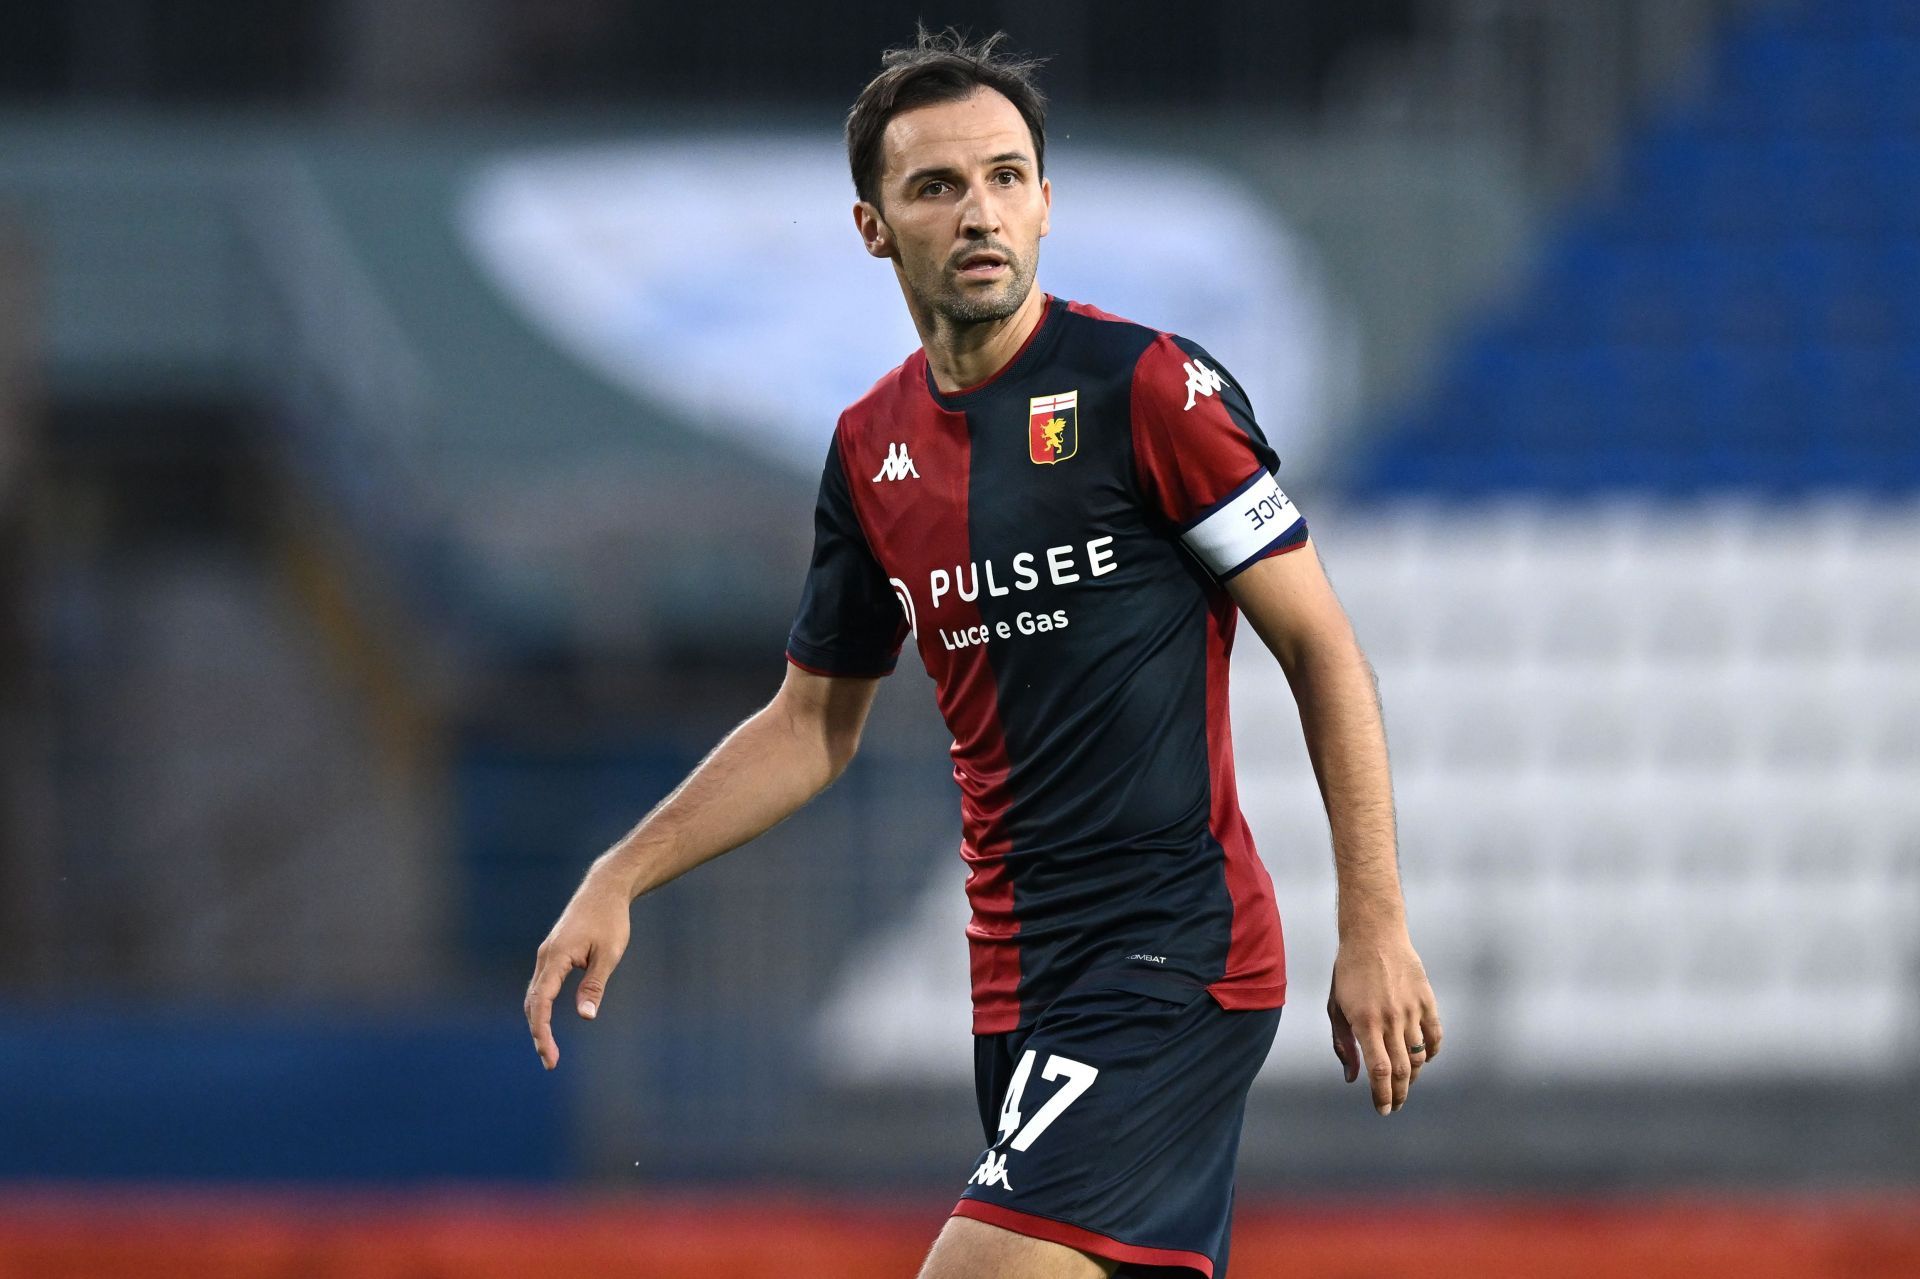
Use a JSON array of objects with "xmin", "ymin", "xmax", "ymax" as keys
[{"xmin": 916, "ymin": 287, "xmax": 1048, "ymax": 394}]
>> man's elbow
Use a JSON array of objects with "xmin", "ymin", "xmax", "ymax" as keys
[
  {"xmin": 767, "ymin": 686, "xmax": 866, "ymax": 786},
  {"xmin": 1277, "ymin": 616, "xmax": 1370, "ymax": 688},
  {"xmin": 822, "ymin": 723, "xmax": 865, "ymax": 781}
]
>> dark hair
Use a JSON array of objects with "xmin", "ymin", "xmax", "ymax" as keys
[{"xmin": 846, "ymin": 26, "xmax": 1049, "ymax": 208}]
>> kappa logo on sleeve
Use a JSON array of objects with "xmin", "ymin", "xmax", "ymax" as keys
[
  {"xmin": 1028, "ymin": 390, "xmax": 1079, "ymax": 464},
  {"xmin": 1182, "ymin": 359, "xmax": 1225, "ymax": 410},
  {"xmin": 871, "ymin": 442, "xmax": 920, "ymax": 482}
]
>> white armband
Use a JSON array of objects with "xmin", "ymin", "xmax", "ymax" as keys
[{"xmin": 1179, "ymin": 469, "xmax": 1302, "ymax": 578}]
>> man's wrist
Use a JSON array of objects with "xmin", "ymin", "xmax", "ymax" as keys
[
  {"xmin": 589, "ymin": 844, "xmax": 654, "ymax": 902},
  {"xmin": 1336, "ymin": 894, "xmax": 1407, "ymax": 942}
]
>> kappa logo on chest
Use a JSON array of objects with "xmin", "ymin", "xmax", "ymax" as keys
[{"xmin": 871, "ymin": 442, "xmax": 919, "ymax": 482}]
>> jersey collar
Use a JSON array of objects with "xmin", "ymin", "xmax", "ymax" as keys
[{"xmin": 922, "ymin": 293, "xmax": 1066, "ymax": 409}]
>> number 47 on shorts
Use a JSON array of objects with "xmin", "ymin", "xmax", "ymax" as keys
[{"xmin": 995, "ymin": 1050, "xmax": 1099, "ymax": 1152}]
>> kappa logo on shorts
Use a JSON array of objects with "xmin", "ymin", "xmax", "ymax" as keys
[{"xmin": 968, "ymin": 1151, "xmax": 1013, "ymax": 1191}]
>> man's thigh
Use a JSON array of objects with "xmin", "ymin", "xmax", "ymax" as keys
[{"xmin": 919, "ymin": 1215, "xmax": 1118, "ymax": 1279}]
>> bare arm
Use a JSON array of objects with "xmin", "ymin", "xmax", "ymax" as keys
[
  {"xmin": 1228, "ymin": 538, "xmax": 1443, "ymax": 1115},
  {"xmin": 523, "ymin": 662, "xmax": 882, "ymax": 1070}
]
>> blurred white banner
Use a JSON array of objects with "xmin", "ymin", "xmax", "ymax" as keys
[{"xmin": 459, "ymin": 134, "xmax": 1356, "ymax": 477}]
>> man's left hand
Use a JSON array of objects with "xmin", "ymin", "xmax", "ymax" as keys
[{"xmin": 1328, "ymin": 928, "xmax": 1442, "ymax": 1116}]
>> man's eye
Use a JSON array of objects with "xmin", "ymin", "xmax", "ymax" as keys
[
  {"xmin": 993, "ymin": 169, "xmax": 1019, "ymax": 184},
  {"xmin": 922, "ymin": 181, "xmax": 950, "ymax": 197}
]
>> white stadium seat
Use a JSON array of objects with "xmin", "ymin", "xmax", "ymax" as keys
[{"xmin": 1234, "ymin": 500, "xmax": 1920, "ymax": 1080}]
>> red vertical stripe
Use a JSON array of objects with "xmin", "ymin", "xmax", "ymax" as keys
[
  {"xmin": 1202, "ymin": 587, "xmax": 1289, "ymax": 1008},
  {"xmin": 1128, "ymin": 332, "xmax": 1271, "ymax": 529},
  {"xmin": 841, "ymin": 353, "xmax": 1023, "ymax": 1033}
]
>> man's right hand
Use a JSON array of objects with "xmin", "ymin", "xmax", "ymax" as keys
[
  {"xmin": 518, "ymin": 668, "xmax": 881, "ymax": 1071},
  {"xmin": 524, "ymin": 869, "xmax": 632, "ymax": 1071}
]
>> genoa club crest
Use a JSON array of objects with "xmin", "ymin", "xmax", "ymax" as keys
[{"xmin": 1028, "ymin": 390, "xmax": 1079, "ymax": 465}]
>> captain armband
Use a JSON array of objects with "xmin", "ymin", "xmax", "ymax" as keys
[{"xmin": 1178, "ymin": 469, "xmax": 1304, "ymax": 580}]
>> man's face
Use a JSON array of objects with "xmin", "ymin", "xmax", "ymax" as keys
[{"xmin": 858, "ymin": 86, "xmax": 1051, "ymax": 324}]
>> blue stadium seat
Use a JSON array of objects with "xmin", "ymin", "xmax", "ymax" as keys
[
  {"xmin": 1802, "ymin": 0, "xmax": 1920, "ymax": 40},
  {"xmin": 1352, "ymin": 0, "xmax": 1920, "ymax": 498}
]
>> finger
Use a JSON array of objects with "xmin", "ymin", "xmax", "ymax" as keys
[
  {"xmin": 524, "ymin": 947, "xmax": 576, "ymax": 1070},
  {"xmin": 1385, "ymin": 1022, "xmax": 1413, "ymax": 1112},
  {"xmin": 1362, "ymin": 1024, "xmax": 1395, "ymax": 1115},
  {"xmin": 1404, "ymin": 1029, "xmax": 1426, "ymax": 1094},
  {"xmin": 1419, "ymin": 1000, "xmax": 1444, "ymax": 1063},
  {"xmin": 576, "ymin": 941, "xmax": 621, "ymax": 1019},
  {"xmin": 1329, "ymin": 1001, "xmax": 1359, "ymax": 1083}
]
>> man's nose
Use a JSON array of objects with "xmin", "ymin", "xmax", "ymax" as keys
[{"xmin": 958, "ymin": 187, "xmax": 1001, "ymax": 236}]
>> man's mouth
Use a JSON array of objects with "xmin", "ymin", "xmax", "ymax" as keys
[{"xmin": 956, "ymin": 251, "xmax": 1009, "ymax": 277}]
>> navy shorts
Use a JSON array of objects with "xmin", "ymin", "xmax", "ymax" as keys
[{"xmin": 951, "ymin": 971, "xmax": 1282, "ymax": 1278}]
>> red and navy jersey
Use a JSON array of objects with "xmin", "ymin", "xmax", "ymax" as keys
[{"xmin": 786, "ymin": 294, "xmax": 1308, "ymax": 1034}]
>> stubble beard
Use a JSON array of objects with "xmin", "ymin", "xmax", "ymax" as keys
[{"xmin": 916, "ymin": 246, "xmax": 1037, "ymax": 327}]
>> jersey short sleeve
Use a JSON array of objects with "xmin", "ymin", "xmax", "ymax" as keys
[
  {"xmin": 1130, "ymin": 333, "xmax": 1308, "ymax": 580},
  {"xmin": 786, "ymin": 431, "xmax": 910, "ymax": 677}
]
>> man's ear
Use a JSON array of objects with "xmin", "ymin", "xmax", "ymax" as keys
[
  {"xmin": 1038, "ymin": 177, "xmax": 1052, "ymax": 239},
  {"xmin": 853, "ymin": 201, "xmax": 892, "ymax": 258}
]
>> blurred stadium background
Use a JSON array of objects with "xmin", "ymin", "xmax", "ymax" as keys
[{"xmin": 2, "ymin": 0, "xmax": 1918, "ymax": 1275}]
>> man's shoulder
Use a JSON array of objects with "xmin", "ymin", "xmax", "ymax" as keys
[
  {"xmin": 1059, "ymin": 296, "xmax": 1146, "ymax": 330},
  {"xmin": 1054, "ymin": 299, "xmax": 1222, "ymax": 408},
  {"xmin": 1056, "ymin": 298, "xmax": 1203, "ymax": 377},
  {"xmin": 836, "ymin": 347, "xmax": 925, "ymax": 439},
  {"xmin": 1057, "ymin": 296, "xmax": 1162, "ymax": 352}
]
